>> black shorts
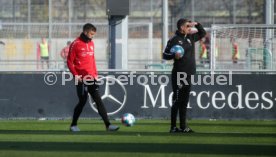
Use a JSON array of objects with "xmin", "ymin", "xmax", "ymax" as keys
[{"xmin": 41, "ymin": 57, "xmax": 49, "ymax": 61}]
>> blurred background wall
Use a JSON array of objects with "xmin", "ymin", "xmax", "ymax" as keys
[{"xmin": 0, "ymin": 0, "xmax": 274, "ymax": 70}]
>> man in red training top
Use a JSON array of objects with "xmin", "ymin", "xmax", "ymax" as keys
[
  {"xmin": 67, "ymin": 23, "xmax": 119, "ymax": 132},
  {"xmin": 60, "ymin": 41, "xmax": 71, "ymax": 69},
  {"xmin": 231, "ymin": 37, "xmax": 239, "ymax": 64}
]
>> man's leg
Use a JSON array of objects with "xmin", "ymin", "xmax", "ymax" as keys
[
  {"xmin": 178, "ymin": 85, "xmax": 191, "ymax": 129},
  {"xmin": 71, "ymin": 82, "xmax": 88, "ymax": 127},
  {"xmin": 170, "ymin": 72, "xmax": 179, "ymax": 129},
  {"xmin": 178, "ymin": 75, "xmax": 193, "ymax": 132},
  {"xmin": 45, "ymin": 58, "xmax": 49, "ymax": 69},
  {"xmin": 40, "ymin": 59, "xmax": 44, "ymax": 69},
  {"xmin": 88, "ymin": 82, "xmax": 111, "ymax": 128}
]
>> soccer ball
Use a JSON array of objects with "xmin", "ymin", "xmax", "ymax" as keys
[
  {"xmin": 170, "ymin": 45, "xmax": 185, "ymax": 57},
  {"xmin": 121, "ymin": 113, "xmax": 135, "ymax": 127}
]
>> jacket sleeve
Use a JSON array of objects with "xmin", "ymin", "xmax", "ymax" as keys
[
  {"xmin": 192, "ymin": 23, "xmax": 206, "ymax": 42},
  {"xmin": 91, "ymin": 42, "xmax": 98, "ymax": 80},
  {"xmin": 92, "ymin": 56, "xmax": 98, "ymax": 80},
  {"xmin": 163, "ymin": 39, "xmax": 175, "ymax": 60},
  {"xmin": 67, "ymin": 42, "xmax": 78, "ymax": 76}
]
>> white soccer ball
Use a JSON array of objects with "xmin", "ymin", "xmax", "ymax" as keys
[{"xmin": 121, "ymin": 113, "xmax": 136, "ymax": 127}]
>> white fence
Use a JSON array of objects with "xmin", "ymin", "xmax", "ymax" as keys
[
  {"xmin": 210, "ymin": 24, "xmax": 276, "ymax": 71},
  {"xmin": 1, "ymin": 23, "xmax": 276, "ymax": 72},
  {"xmin": 0, "ymin": 22, "xmax": 162, "ymax": 71}
]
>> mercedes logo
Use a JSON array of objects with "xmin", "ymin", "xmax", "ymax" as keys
[{"xmin": 88, "ymin": 76, "xmax": 127, "ymax": 115}]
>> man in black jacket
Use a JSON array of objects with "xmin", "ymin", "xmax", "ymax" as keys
[{"xmin": 163, "ymin": 18, "xmax": 206, "ymax": 133}]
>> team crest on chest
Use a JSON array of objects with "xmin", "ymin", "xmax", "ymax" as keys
[{"xmin": 187, "ymin": 39, "xmax": 191, "ymax": 44}]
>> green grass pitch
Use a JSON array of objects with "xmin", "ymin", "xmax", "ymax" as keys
[{"xmin": 0, "ymin": 119, "xmax": 275, "ymax": 157}]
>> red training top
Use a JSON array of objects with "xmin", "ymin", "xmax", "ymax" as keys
[{"xmin": 67, "ymin": 37, "xmax": 98, "ymax": 80}]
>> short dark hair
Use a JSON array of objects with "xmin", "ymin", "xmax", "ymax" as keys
[
  {"xmin": 177, "ymin": 18, "xmax": 190, "ymax": 30},
  {"xmin": 83, "ymin": 23, "xmax": 97, "ymax": 32}
]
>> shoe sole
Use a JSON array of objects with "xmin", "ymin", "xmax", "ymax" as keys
[
  {"xmin": 183, "ymin": 131, "xmax": 195, "ymax": 133},
  {"xmin": 107, "ymin": 127, "xmax": 120, "ymax": 131},
  {"xmin": 70, "ymin": 129, "xmax": 80, "ymax": 132}
]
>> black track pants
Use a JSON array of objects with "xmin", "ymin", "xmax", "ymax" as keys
[
  {"xmin": 171, "ymin": 72, "xmax": 191, "ymax": 129},
  {"xmin": 71, "ymin": 81, "xmax": 110, "ymax": 127}
]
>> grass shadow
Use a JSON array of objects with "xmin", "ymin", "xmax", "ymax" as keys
[
  {"xmin": 0, "ymin": 141, "xmax": 275, "ymax": 155},
  {"xmin": 0, "ymin": 130, "xmax": 276, "ymax": 138}
]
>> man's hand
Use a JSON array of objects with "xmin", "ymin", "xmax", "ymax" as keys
[
  {"xmin": 75, "ymin": 75, "xmax": 82, "ymax": 82},
  {"xmin": 175, "ymin": 53, "xmax": 181, "ymax": 60},
  {"xmin": 188, "ymin": 22, "xmax": 198, "ymax": 34},
  {"xmin": 190, "ymin": 22, "xmax": 198, "ymax": 26}
]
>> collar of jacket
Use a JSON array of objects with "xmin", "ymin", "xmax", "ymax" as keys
[
  {"xmin": 175, "ymin": 30, "xmax": 187, "ymax": 38},
  {"xmin": 80, "ymin": 32, "xmax": 92, "ymax": 43}
]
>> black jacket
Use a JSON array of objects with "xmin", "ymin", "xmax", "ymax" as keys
[{"xmin": 163, "ymin": 23, "xmax": 206, "ymax": 75}]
